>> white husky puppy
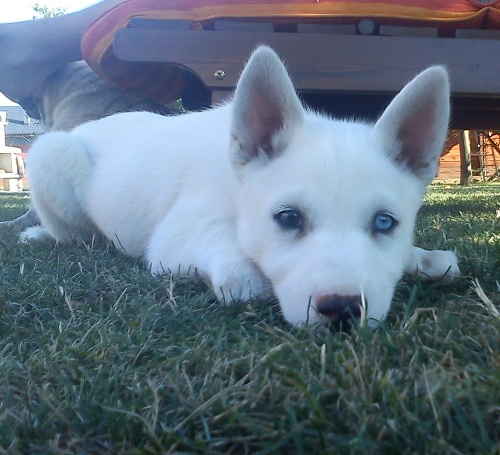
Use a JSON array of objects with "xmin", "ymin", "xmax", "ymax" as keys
[{"xmin": 22, "ymin": 46, "xmax": 459, "ymax": 328}]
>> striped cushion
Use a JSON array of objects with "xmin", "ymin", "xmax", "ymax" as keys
[{"xmin": 81, "ymin": 0, "xmax": 500, "ymax": 103}]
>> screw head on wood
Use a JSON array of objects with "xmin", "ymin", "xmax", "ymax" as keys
[{"xmin": 213, "ymin": 69, "xmax": 226, "ymax": 80}]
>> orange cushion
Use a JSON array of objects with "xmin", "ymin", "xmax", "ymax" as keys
[{"xmin": 81, "ymin": 0, "xmax": 500, "ymax": 103}]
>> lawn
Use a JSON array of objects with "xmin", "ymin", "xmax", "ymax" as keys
[{"xmin": 0, "ymin": 185, "xmax": 499, "ymax": 454}]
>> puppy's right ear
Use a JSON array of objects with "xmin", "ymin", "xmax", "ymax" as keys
[
  {"xmin": 230, "ymin": 46, "xmax": 304, "ymax": 168},
  {"xmin": 373, "ymin": 66, "xmax": 450, "ymax": 187}
]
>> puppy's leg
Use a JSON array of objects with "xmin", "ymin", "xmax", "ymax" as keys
[
  {"xmin": 406, "ymin": 246, "xmax": 460, "ymax": 282},
  {"xmin": 0, "ymin": 207, "xmax": 40, "ymax": 230},
  {"xmin": 21, "ymin": 132, "xmax": 99, "ymax": 243},
  {"xmin": 147, "ymin": 203, "xmax": 269, "ymax": 302}
]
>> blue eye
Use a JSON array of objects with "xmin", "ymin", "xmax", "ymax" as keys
[
  {"xmin": 373, "ymin": 212, "xmax": 397, "ymax": 234},
  {"xmin": 274, "ymin": 209, "xmax": 304, "ymax": 231}
]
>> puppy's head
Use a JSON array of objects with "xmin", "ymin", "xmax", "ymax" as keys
[{"xmin": 230, "ymin": 46, "xmax": 449, "ymax": 328}]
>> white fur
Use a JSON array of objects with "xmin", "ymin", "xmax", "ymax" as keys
[
  {"xmin": 18, "ymin": 225, "xmax": 51, "ymax": 243},
  {"xmin": 405, "ymin": 247, "xmax": 460, "ymax": 282},
  {"xmin": 23, "ymin": 46, "xmax": 459, "ymax": 327}
]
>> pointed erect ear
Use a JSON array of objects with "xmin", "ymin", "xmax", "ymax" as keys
[
  {"xmin": 230, "ymin": 46, "xmax": 304, "ymax": 166},
  {"xmin": 374, "ymin": 66, "xmax": 450, "ymax": 185}
]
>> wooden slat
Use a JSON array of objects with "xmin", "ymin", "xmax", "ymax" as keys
[
  {"xmin": 214, "ymin": 20, "xmax": 274, "ymax": 32},
  {"xmin": 297, "ymin": 23, "xmax": 356, "ymax": 35},
  {"xmin": 113, "ymin": 29, "xmax": 500, "ymax": 96},
  {"xmin": 379, "ymin": 24, "xmax": 438, "ymax": 37},
  {"xmin": 111, "ymin": 28, "xmax": 500, "ymax": 127},
  {"xmin": 456, "ymin": 29, "xmax": 500, "ymax": 40},
  {"xmin": 128, "ymin": 17, "xmax": 191, "ymax": 30}
]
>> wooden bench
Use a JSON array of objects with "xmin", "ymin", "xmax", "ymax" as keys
[{"xmin": 81, "ymin": 0, "xmax": 500, "ymax": 129}]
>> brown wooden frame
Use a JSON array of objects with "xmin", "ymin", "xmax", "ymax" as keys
[{"xmin": 112, "ymin": 21, "xmax": 500, "ymax": 129}]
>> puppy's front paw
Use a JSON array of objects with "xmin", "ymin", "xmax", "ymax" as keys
[
  {"xmin": 211, "ymin": 260, "xmax": 268, "ymax": 303},
  {"xmin": 406, "ymin": 247, "xmax": 460, "ymax": 282},
  {"xmin": 18, "ymin": 226, "xmax": 52, "ymax": 243}
]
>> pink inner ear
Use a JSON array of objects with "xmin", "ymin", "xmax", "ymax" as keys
[
  {"xmin": 244, "ymin": 82, "xmax": 285, "ymax": 157},
  {"xmin": 391, "ymin": 91, "xmax": 445, "ymax": 179},
  {"xmin": 246, "ymin": 111, "xmax": 285, "ymax": 156},
  {"xmin": 394, "ymin": 124, "xmax": 436, "ymax": 176}
]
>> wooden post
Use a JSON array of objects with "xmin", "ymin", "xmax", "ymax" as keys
[
  {"xmin": 458, "ymin": 130, "xmax": 472, "ymax": 186},
  {"xmin": 469, "ymin": 131, "xmax": 483, "ymax": 182}
]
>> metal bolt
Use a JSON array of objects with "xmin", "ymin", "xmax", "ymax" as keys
[{"xmin": 213, "ymin": 69, "xmax": 226, "ymax": 80}]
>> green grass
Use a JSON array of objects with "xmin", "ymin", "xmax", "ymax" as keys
[{"xmin": 0, "ymin": 185, "xmax": 499, "ymax": 454}]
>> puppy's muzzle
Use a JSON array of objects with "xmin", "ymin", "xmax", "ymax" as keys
[{"xmin": 316, "ymin": 294, "xmax": 363, "ymax": 331}]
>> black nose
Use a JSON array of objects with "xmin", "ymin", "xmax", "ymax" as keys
[{"xmin": 316, "ymin": 294, "xmax": 363, "ymax": 331}]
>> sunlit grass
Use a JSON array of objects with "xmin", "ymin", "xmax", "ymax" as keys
[{"xmin": 0, "ymin": 185, "xmax": 498, "ymax": 453}]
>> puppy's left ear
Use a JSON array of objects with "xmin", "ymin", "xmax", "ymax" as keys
[
  {"xmin": 231, "ymin": 46, "xmax": 304, "ymax": 167},
  {"xmin": 374, "ymin": 66, "xmax": 450, "ymax": 186}
]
